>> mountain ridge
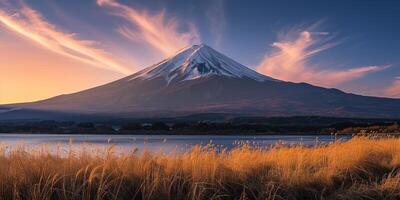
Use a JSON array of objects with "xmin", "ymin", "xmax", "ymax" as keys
[{"xmin": 1, "ymin": 44, "xmax": 400, "ymax": 119}]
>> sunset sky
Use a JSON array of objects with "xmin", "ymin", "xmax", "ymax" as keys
[{"xmin": 1, "ymin": 0, "xmax": 400, "ymax": 104}]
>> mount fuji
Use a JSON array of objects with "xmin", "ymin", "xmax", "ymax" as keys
[{"xmin": 2, "ymin": 44, "xmax": 400, "ymax": 119}]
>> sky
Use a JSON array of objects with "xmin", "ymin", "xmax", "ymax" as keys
[{"xmin": 1, "ymin": 0, "xmax": 400, "ymax": 104}]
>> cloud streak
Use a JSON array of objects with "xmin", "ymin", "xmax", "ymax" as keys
[
  {"xmin": 0, "ymin": 1, "xmax": 133, "ymax": 75},
  {"xmin": 385, "ymin": 77, "xmax": 400, "ymax": 97},
  {"xmin": 256, "ymin": 29, "xmax": 387, "ymax": 87},
  {"xmin": 97, "ymin": 0, "xmax": 199, "ymax": 57}
]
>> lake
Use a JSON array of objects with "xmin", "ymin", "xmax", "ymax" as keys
[{"xmin": 0, "ymin": 134, "xmax": 351, "ymax": 155}]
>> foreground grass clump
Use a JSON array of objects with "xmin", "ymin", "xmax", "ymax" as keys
[{"xmin": 1, "ymin": 137, "xmax": 400, "ymax": 199}]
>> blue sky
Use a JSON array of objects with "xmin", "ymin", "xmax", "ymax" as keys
[{"xmin": 1, "ymin": 0, "xmax": 400, "ymax": 103}]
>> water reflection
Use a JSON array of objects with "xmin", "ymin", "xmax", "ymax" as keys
[{"xmin": 0, "ymin": 134, "xmax": 351, "ymax": 155}]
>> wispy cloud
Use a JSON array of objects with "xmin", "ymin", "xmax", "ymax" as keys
[
  {"xmin": 385, "ymin": 77, "xmax": 400, "ymax": 97},
  {"xmin": 97, "ymin": 0, "xmax": 199, "ymax": 57},
  {"xmin": 206, "ymin": 0, "xmax": 226, "ymax": 48},
  {"xmin": 256, "ymin": 28, "xmax": 387, "ymax": 87},
  {"xmin": 0, "ymin": 1, "xmax": 133, "ymax": 75}
]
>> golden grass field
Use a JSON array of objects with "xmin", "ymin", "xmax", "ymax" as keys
[{"xmin": 1, "ymin": 137, "xmax": 400, "ymax": 200}]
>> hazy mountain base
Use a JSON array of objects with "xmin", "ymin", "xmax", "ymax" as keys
[
  {"xmin": 6, "ymin": 77, "xmax": 400, "ymax": 118},
  {"xmin": 1, "ymin": 137, "xmax": 400, "ymax": 200}
]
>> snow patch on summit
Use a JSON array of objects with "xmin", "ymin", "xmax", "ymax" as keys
[{"xmin": 129, "ymin": 44, "xmax": 277, "ymax": 84}]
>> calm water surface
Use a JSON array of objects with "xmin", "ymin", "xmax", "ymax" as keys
[{"xmin": 0, "ymin": 134, "xmax": 351, "ymax": 155}]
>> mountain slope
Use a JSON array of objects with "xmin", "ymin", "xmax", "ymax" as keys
[
  {"xmin": 2, "ymin": 44, "xmax": 400, "ymax": 119},
  {"xmin": 129, "ymin": 44, "xmax": 276, "ymax": 83}
]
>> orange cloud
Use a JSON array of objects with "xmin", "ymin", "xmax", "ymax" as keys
[
  {"xmin": 0, "ymin": 2, "xmax": 133, "ymax": 75},
  {"xmin": 256, "ymin": 30, "xmax": 387, "ymax": 87},
  {"xmin": 97, "ymin": 0, "xmax": 199, "ymax": 57},
  {"xmin": 385, "ymin": 77, "xmax": 400, "ymax": 97}
]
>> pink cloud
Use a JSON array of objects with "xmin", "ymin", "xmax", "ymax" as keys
[
  {"xmin": 0, "ymin": 1, "xmax": 133, "ymax": 75},
  {"xmin": 97, "ymin": 0, "xmax": 200, "ymax": 57},
  {"xmin": 385, "ymin": 77, "xmax": 400, "ymax": 97},
  {"xmin": 256, "ymin": 29, "xmax": 387, "ymax": 87}
]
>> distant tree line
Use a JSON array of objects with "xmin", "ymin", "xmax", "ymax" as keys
[
  {"xmin": 334, "ymin": 123, "xmax": 400, "ymax": 134},
  {"xmin": 0, "ymin": 120, "xmax": 399, "ymax": 135}
]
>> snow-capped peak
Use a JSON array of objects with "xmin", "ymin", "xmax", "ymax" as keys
[{"xmin": 129, "ymin": 44, "xmax": 277, "ymax": 83}]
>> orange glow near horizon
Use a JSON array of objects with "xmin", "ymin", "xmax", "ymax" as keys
[
  {"xmin": 0, "ymin": 2, "xmax": 132, "ymax": 104},
  {"xmin": 0, "ymin": 30, "xmax": 123, "ymax": 104}
]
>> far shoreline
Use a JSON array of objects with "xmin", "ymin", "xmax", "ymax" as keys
[{"xmin": 0, "ymin": 131, "xmax": 356, "ymax": 136}]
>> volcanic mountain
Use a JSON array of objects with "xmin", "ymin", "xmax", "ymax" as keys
[{"xmin": 2, "ymin": 44, "xmax": 400, "ymax": 119}]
